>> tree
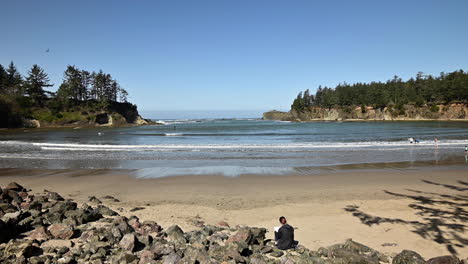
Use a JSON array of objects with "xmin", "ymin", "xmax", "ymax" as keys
[
  {"xmin": 57, "ymin": 65, "xmax": 89, "ymax": 101},
  {"xmin": 292, "ymin": 69, "xmax": 468, "ymax": 112},
  {"xmin": 0, "ymin": 64, "xmax": 7, "ymax": 93},
  {"xmin": 25, "ymin": 64, "xmax": 52, "ymax": 105},
  {"xmin": 5, "ymin": 61, "xmax": 23, "ymax": 96}
]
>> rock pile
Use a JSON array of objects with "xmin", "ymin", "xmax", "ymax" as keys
[{"xmin": 0, "ymin": 182, "xmax": 466, "ymax": 264}]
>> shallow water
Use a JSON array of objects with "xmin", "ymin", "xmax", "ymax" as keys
[{"xmin": 1, "ymin": 119, "xmax": 468, "ymax": 176}]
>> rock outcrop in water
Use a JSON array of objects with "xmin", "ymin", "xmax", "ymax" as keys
[
  {"xmin": 0, "ymin": 182, "xmax": 465, "ymax": 263},
  {"xmin": 263, "ymin": 104, "xmax": 468, "ymax": 122}
]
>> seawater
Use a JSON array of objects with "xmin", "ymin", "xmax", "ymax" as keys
[{"xmin": 1, "ymin": 119, "xmax": 468, "ymax": 177}]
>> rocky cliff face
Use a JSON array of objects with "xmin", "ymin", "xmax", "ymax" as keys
[
  {"xmin": 20, "ymin": 102, "xmax": 151, "ymax": 129},
  {"xmin": 263, "ymin": 104, "xmax": 468, "ymax": 122}
]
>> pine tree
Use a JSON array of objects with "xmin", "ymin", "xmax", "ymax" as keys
[
  {"xmin": 25, "ymin": 64, "xmax": 52, "ymax": 105},
  {"xmin": 6, "ymin": 62, "xmax": 23, "ymax": 96},
  {"xmin": 0, "ymin": 64, "xmax": 7, "ymax": 93}
]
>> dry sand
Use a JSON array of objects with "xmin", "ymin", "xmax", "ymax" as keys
[{"xmin": 0, "ymin": 168, "xmax": 467, "ymax": 259}]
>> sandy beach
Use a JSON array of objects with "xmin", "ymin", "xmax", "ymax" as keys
[{"xmin": 0, "ymin": 167, "xmax": 466, "ymax": 259}]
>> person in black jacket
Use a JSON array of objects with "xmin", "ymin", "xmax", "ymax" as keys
[{"xmin": 274, "ymin": 216, "xmax": 298, "ymax": 250}]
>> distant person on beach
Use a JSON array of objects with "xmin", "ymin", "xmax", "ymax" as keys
[
  {"xmin": 415, "ymin": 138, "xmax": 420, "ymax": 144},
  {"xmin": 274, "ymin": 216, "xmax": 298, "ymax": 250},
  {"xmin": 434, "ymin": 138, "xmax": 438, "ymax": 147},
  {"xmin": 465, "ymin": 145, "xmax": 468, "ymax": 154}
]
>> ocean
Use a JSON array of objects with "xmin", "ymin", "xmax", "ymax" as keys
[{"xmin": 1, "ymin": 118, "xmax": 468, "ymax": 177}]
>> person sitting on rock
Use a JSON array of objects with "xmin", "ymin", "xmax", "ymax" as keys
[{"xmin": 274, "ymin": 216, "xmax": 298, "ymax": 250}]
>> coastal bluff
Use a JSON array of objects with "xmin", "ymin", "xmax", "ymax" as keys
[
  {"xmin": 2, "ymin": 101, "xmax": 152, "ymax": 129},
  {"xmin": 263, "ymin": 104, "xmax": 468, "ymax": 122},
  {"xmin": 0, "ymin": 182, "xmax": 465, "ymax": 263}
]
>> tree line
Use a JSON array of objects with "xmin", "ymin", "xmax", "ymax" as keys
[
  {"xmin": 291, "ymin": 70, "xmax": 468, "ymax": 112},
  {"xmin": 0, "ymin": 62, "xmax": 128, "ymax": 106}
]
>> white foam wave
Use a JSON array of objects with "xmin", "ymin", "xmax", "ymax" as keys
[
  {"xmin": 136, "ymin": 166, "xmax": 295, "ymax": 178},
  {"xmin": 164, "ymin": 133, "xmax": 183, "ymax": 136},
  {"xmin": 0, "ymin": 139, "xmax": 466, "ymax": 152}
]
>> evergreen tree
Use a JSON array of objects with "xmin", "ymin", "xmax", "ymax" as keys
[
  {"xmin": 0, "ymin": 64, "xmax": 7, "ymax": 93},
  {"xmin": 25, "ymin": 64, "xmax": 52, "ymax": 105},
  {"xmin": 5, "ymin": 62, "xmax": 23, "ymax": 96},
  {"xmin": 292, "ymin": 70, "xmax": 468, "ymax": 111}
]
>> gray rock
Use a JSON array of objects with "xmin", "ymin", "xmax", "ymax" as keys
[
  {"xmin": 138, "ymin": 249, "xmax": 156, "ymax": 264},
  {"xmin": 5, "ymin": 182, "xmax": 25, "ymax": 192},
  {"xmin": 48, "ymin": 224, "xmax": 74, "ymax": 239},
  {"xmin": 46, "ymin": 192, "xmax": 64, "ymax": 201},
  {"xmin": 96, "ymin": 205, "xmax": 117, "ymax": 216},
  {"xmin": 328, "ymin": 248, "xmax": 378, "ymax": 264},
  {"xmin": 49, "ymin": 200, "xmax": 77, "ymax": 215},
  {"xmin": 165, "ymin": 225, "xmax": 187, "ymax": 244},
  {"xmin": 119, "ymin": 233, "xmax": 137, "ymax": 252},
  {"xmin": 28, "ymin": 226, "xmax": 51, "ymax": 241},
  {"xmin": 426, "ymin": 256, "xmax": 460, "ymax": 264},
  {"xmin": 392, "ymin": 250, "xmax": 425, "ymax": 264},
  {"xmin": 88, "ymin": 196, "xmax": 102, "ymax": 204},
  {"xmin": 270, "ymin": 249, "xmax": 284, "ymax": 257},
  {"xmin": 162, "ymin": 253, "xmax": 182, "ymax": 264}
]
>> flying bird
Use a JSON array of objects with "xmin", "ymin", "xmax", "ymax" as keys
[{"xmin": 45, "ymin": 49, "xmax": 50, "ymax": 53}]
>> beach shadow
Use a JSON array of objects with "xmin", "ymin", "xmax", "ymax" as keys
[{"xmin": 344, "ymin": 180, "xmax": 468, "ymax": 255}]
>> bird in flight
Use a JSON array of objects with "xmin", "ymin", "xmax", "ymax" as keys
[{"xmin": 45, "ymin": 49, "xmax": 50, "ymax": 53}]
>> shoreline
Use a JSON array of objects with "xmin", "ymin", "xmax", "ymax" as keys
[{"xmin": 0, "ymin": 167, "xmax": 467, "ymax": 258}]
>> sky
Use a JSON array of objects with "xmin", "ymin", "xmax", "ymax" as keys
[{"xmin": 1, "ymin": 0, "xmax": 468, "ymax": 113}]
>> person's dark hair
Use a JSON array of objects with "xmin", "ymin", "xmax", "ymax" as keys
[{"xmin": 279, "ymin": 216, "xmax": 286, "ymax": 224}]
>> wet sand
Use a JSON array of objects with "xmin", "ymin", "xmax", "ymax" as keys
[{"xmin": 0, "ymin": 167, "xmax": 467, "ymax": 258}]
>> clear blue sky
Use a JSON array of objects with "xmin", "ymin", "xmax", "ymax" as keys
[{"xmin": 1, "ymin": 0, "xmax": 467, "ymax": 112}]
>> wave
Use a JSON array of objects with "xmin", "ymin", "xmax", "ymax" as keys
[
  {"xmin": 1, "ymin": 140, "xmax": 467, "ymax": 152},
  {"xmin": 136, "ymin": 166, "xmax": 295, "ymax": 178}
]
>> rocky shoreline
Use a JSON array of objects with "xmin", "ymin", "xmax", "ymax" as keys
[
  {"xmin": 0, "ymin": 182, "xmax": 465, "ymax": 264},
  {"xmin": 263, "ymin": 104, "xmax": 468, "ymax": 122}
]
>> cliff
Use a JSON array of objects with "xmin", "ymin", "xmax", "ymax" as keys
[
  {"xmin": 1, "ymin": 99, "xmax": 152, "ymax": 129},
  {"xmin": 263, "ymin": 104, "xmax": 468, "ymax": 122}
]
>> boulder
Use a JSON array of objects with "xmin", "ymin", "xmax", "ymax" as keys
[
  {"xmin": 19, "ymin": 201, "xmax": 42, "ymax": 211},
  {"xmin": 64, "ymin": 208, "xmax": 102, "ymax": 226},
  {"xmin": 5, "ymin": 182, "xmax": 25, "ymax": 192},
  {"xmin": 119, "ymin": 233, "xmax": 137, "ymax": 252},
  {"xmin": 328, "ymin": 248, "xmax": 379, "ymax": 264},
  {"xmin": 40, "ymin": 239, "xmax": 73, "ymax": 250},
  {"xmin": 139, "ymin": 220, "xmax": 161, "ymax": 235},
  {"xmin": 139, "ymin": 250, "xmax": 157, "ymax": 264},
  {"xmin": 28, "ymin": 226, "xmax": 51, "ymax": 241},
  {"xmin": 82, "ymin": 241, "xmax": 110, "ymax": 255},
  {"xmin": 150, "ymin": 239, "xmax": 176, "ymax": 256},
  {"xmin": 226, "ymin": 227, "xmax": 266, "ymax": 245},
  {"xmin": 270, "ymin": 249, "xmax": 284, "ymax": 257},
  {"xmin": 79, "ymin": 229, "xmax": 101, "ymax": 243},
  {"xmin": 165, "ymin": 225, "xmax": 187, "ymax": 244},
  {"xmin": 96, "ymin": 205, "xmax": 117, "ymax": 216},
  {"xmin": 48, "ymin": 224, "xmax": 74, "ymax": 239},
  {"xmin": 162, "ymin": 253, "xmax": 182, "ymax": 264},
  {"xmin": 46, "ymin": 192, "xmax": 64, "ymax": 201},
  {"xmin": 114, "ymin": 216, "xmax": 135, "ymax": 235},
  {"xmin": 88, "ymin": 196, "xmax": 102, "ymax": 204},
  {"xmin": 426, "ymin": 256, "xmax": 460, "ymax": 264},
  {"xmin": 48, "ymin": 200, "xmax": 77, "ymax": 215},
  {"xmin": 392, "ymin": 250, "xmax": 425, "ymax": 264}
]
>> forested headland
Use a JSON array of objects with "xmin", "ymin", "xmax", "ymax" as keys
[
  {"xmin": 0, "ymin": 62, "xmax": 148, "ymax": 128},
  {"xmin": 264, "ymin": 70, "xmax": 468, "ymax": 121}
]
